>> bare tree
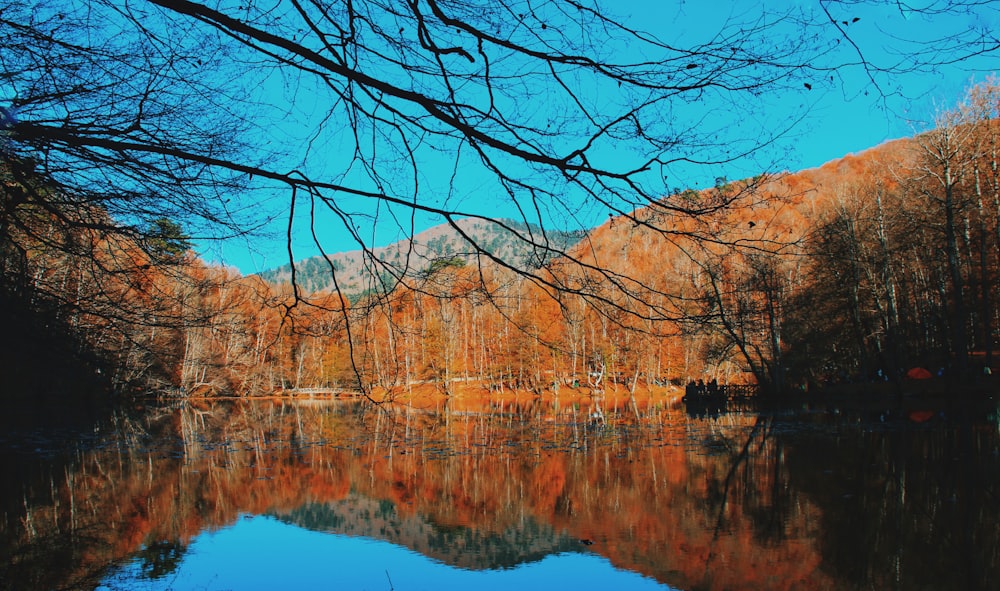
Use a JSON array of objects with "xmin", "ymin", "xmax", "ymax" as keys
[
  {"xmin": 910, "ymin": 105, "xmax": 981, "ymax": 377},
  {"xmin": 5, "ymin": 0, "xmax": 995, "ymax": 285},
  {"xmin": 3, "ymin": 0, "xmax": 998, "ymax": 394},
  {"xmin": 0, "ymin": 2, "xmax": 815, "ymax": 287}
]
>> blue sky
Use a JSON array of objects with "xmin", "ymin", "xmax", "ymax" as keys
[{"xmin": 196, "ymin": 1, "xmax": 1000, "ymax": 275}]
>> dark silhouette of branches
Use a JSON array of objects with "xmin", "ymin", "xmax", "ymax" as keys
[{"xmin": 3, "ymin": 0, "xmax": 997, "ymax": 394}]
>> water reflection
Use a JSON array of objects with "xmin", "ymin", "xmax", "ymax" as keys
[
  {"xmin": 1, "ymin": 398, "xmax": 998, "ymax": 590},
  {"xmin": 99, "ymin": 514, "xmax": 669, "ymax": 591}
]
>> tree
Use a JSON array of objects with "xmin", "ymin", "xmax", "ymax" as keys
[
  {"xmin": 964, "ymin": 78, "xmax": 1000, "ymax": 369},
  {"xmin": 146, "ymin": 218, "xmax": 193, "ymax": 263},
  {"xmin": 910, "ymin": 99, "xmax": 982, "ymax": 377},
  {"xmin": 3, "ymin": 0, "xmax": 999, "ymax": 395},
  {"xmin": 787, "ymin": 178, "xmax": 908, "ymax": 387},
  {"xmin": 0, "ymin": 3, "xmax": 903, "ymax": 278},
  {"xmin": 1, "ymin": 1, "xmax": 261, "ymax": 246}
]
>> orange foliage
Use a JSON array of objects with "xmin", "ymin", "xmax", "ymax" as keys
[
  {"xmin": 12, "ymin": 95, "xmax": 999, "ymax": 402},
  {"xmin": 6, "ymin": 400, "xmax": 875, "ymax": 591}
]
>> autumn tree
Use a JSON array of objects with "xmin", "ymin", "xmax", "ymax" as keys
[
  {"xmin": 894, "ymin": 82, "xmax": 1000, "ymax": 380},
  {"xmin": 4, "ymin": 0, "xmax": 999, "ymax": 396},
  {"xmin": 964, "ymin": 79, "xmax": 1000, "ymax": 368},
  {"xmin": 0, "ymin": 0, "xmax": 257, "ymax": 394},
  {"xmin": 785, "ymin": 177, "xmax": 910, "ymax": 386},
  {"xmin": 909, "ymin": 107, "xmax": 981, "ymax": 376},
  {"xmin": 775, "ymin": 80, "xmax": 1000, "ymax": 389}
]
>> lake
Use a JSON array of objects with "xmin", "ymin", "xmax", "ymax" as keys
[{"xmin": 1, "ymin": 395, "xmax": 998, "ymax": 590}]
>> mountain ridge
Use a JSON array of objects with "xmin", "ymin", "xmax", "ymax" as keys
[{"xmin": 257, "ymin": 217, "xmax": 586, "ymax": 296}]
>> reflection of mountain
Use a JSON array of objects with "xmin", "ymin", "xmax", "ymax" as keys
[
  {"xmin": 5, "ymin": 400, "xmax": 1000, "ymax": 591},
  {"xmin": 272, "ymin": 494, "xmax": 581, "ymax": 570}
]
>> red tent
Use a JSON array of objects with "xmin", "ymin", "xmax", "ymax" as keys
[{"xmin": 906, "ymin": 367, "xmax": 933, "ymax": 380}]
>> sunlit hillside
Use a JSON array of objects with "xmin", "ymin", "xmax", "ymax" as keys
[
  {"xmin": 561, "ymin": 134, "xmax": 933, "ymax": 390},
  {"xmin": 4, "ymin": 82, "xmax": 998, "ymax": 399}
]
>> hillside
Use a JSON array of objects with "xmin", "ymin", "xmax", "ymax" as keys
[
  {"xmin": 9, "ymin": 81, "xmax": 996, "ymax": 399},
  {"xmin": 258, "ymin": 217, "xmax": 586, "ymax": 296},
  {"xmin": 570, "ymin": 138, "xmax": 922, "ymax": 297},
  {"xmin": 244, "ymin": 128, "xmax": 983, "ymax": 393},
  {"xmin": 560, "ymin": 133, "xmax": 944, "ymax": 387}
]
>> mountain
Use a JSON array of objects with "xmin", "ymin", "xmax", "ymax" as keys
[{"xmin": 257, "ymin": 217, "xmax": 586, "ymax": 296}]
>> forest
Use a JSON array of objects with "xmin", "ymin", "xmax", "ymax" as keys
[{"xmin": 3, "ymin": 79, "xmax": 1000, "ymax": 403}]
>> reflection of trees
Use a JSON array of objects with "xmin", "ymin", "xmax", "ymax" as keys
[
  {"xmin": 685, "ymin": 414, "xmax": 815, "ymax": 590},
  {"xmin": 137, "ymin": 539, "xmax": 187, "ymax": 580},
  {"xmin": 781, "ymin": 410, "xmax": 1000, "ymax": 591},
  {"xmin": 700, "ymin": 417, "xmax": 796, "ymax": 548},
  {"xmin": 2, "ymin": 401, "xmax": 998, "ymax": 591}
]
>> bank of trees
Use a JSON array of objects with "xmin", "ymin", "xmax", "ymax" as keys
[
  {"xmin": 4, "ymin": 1, "xmax": 1000, "ymax": 398},
  {"xmin": 777, "ymin": 81, "xmax": 1000, "ymax": 389},
  {"xmin": 6, "ymin": 82, "xmax": 1000, "ymax": 397},
  {"xmin": 652, "ymin": 80, "xmax": 1000, "ymax": 392}
]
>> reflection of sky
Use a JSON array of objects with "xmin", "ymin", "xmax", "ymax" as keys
[{"xmin": 98, "ymin": 514, "xmax": 674, "ymax": 591}]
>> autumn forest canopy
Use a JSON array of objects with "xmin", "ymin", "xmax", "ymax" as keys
[{"xmin": 2, "ymin": 0, "xmax": 1000, "ymax": 403}]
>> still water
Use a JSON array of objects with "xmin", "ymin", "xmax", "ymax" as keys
[{"xmin": 1, "ymin": 396, "xmax": 998, "ymax": 590}]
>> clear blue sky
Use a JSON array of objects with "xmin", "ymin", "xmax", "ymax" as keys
[{"xmin": 196, "ymin": 0, "xmax": 1000, "ymax": 275}]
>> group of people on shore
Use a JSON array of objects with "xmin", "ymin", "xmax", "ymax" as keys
[{"xmin": 683, "ymin": 378, "xmax": 722, "ymax": 400}]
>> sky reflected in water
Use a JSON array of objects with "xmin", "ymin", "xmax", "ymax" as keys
[
  {"xmin": 99, "ymin": 514, "xmax": 672, "ymax": 591},
  {"xmin": 4, "ymin": 399, "xmax": 998, "ymax": 591}
]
